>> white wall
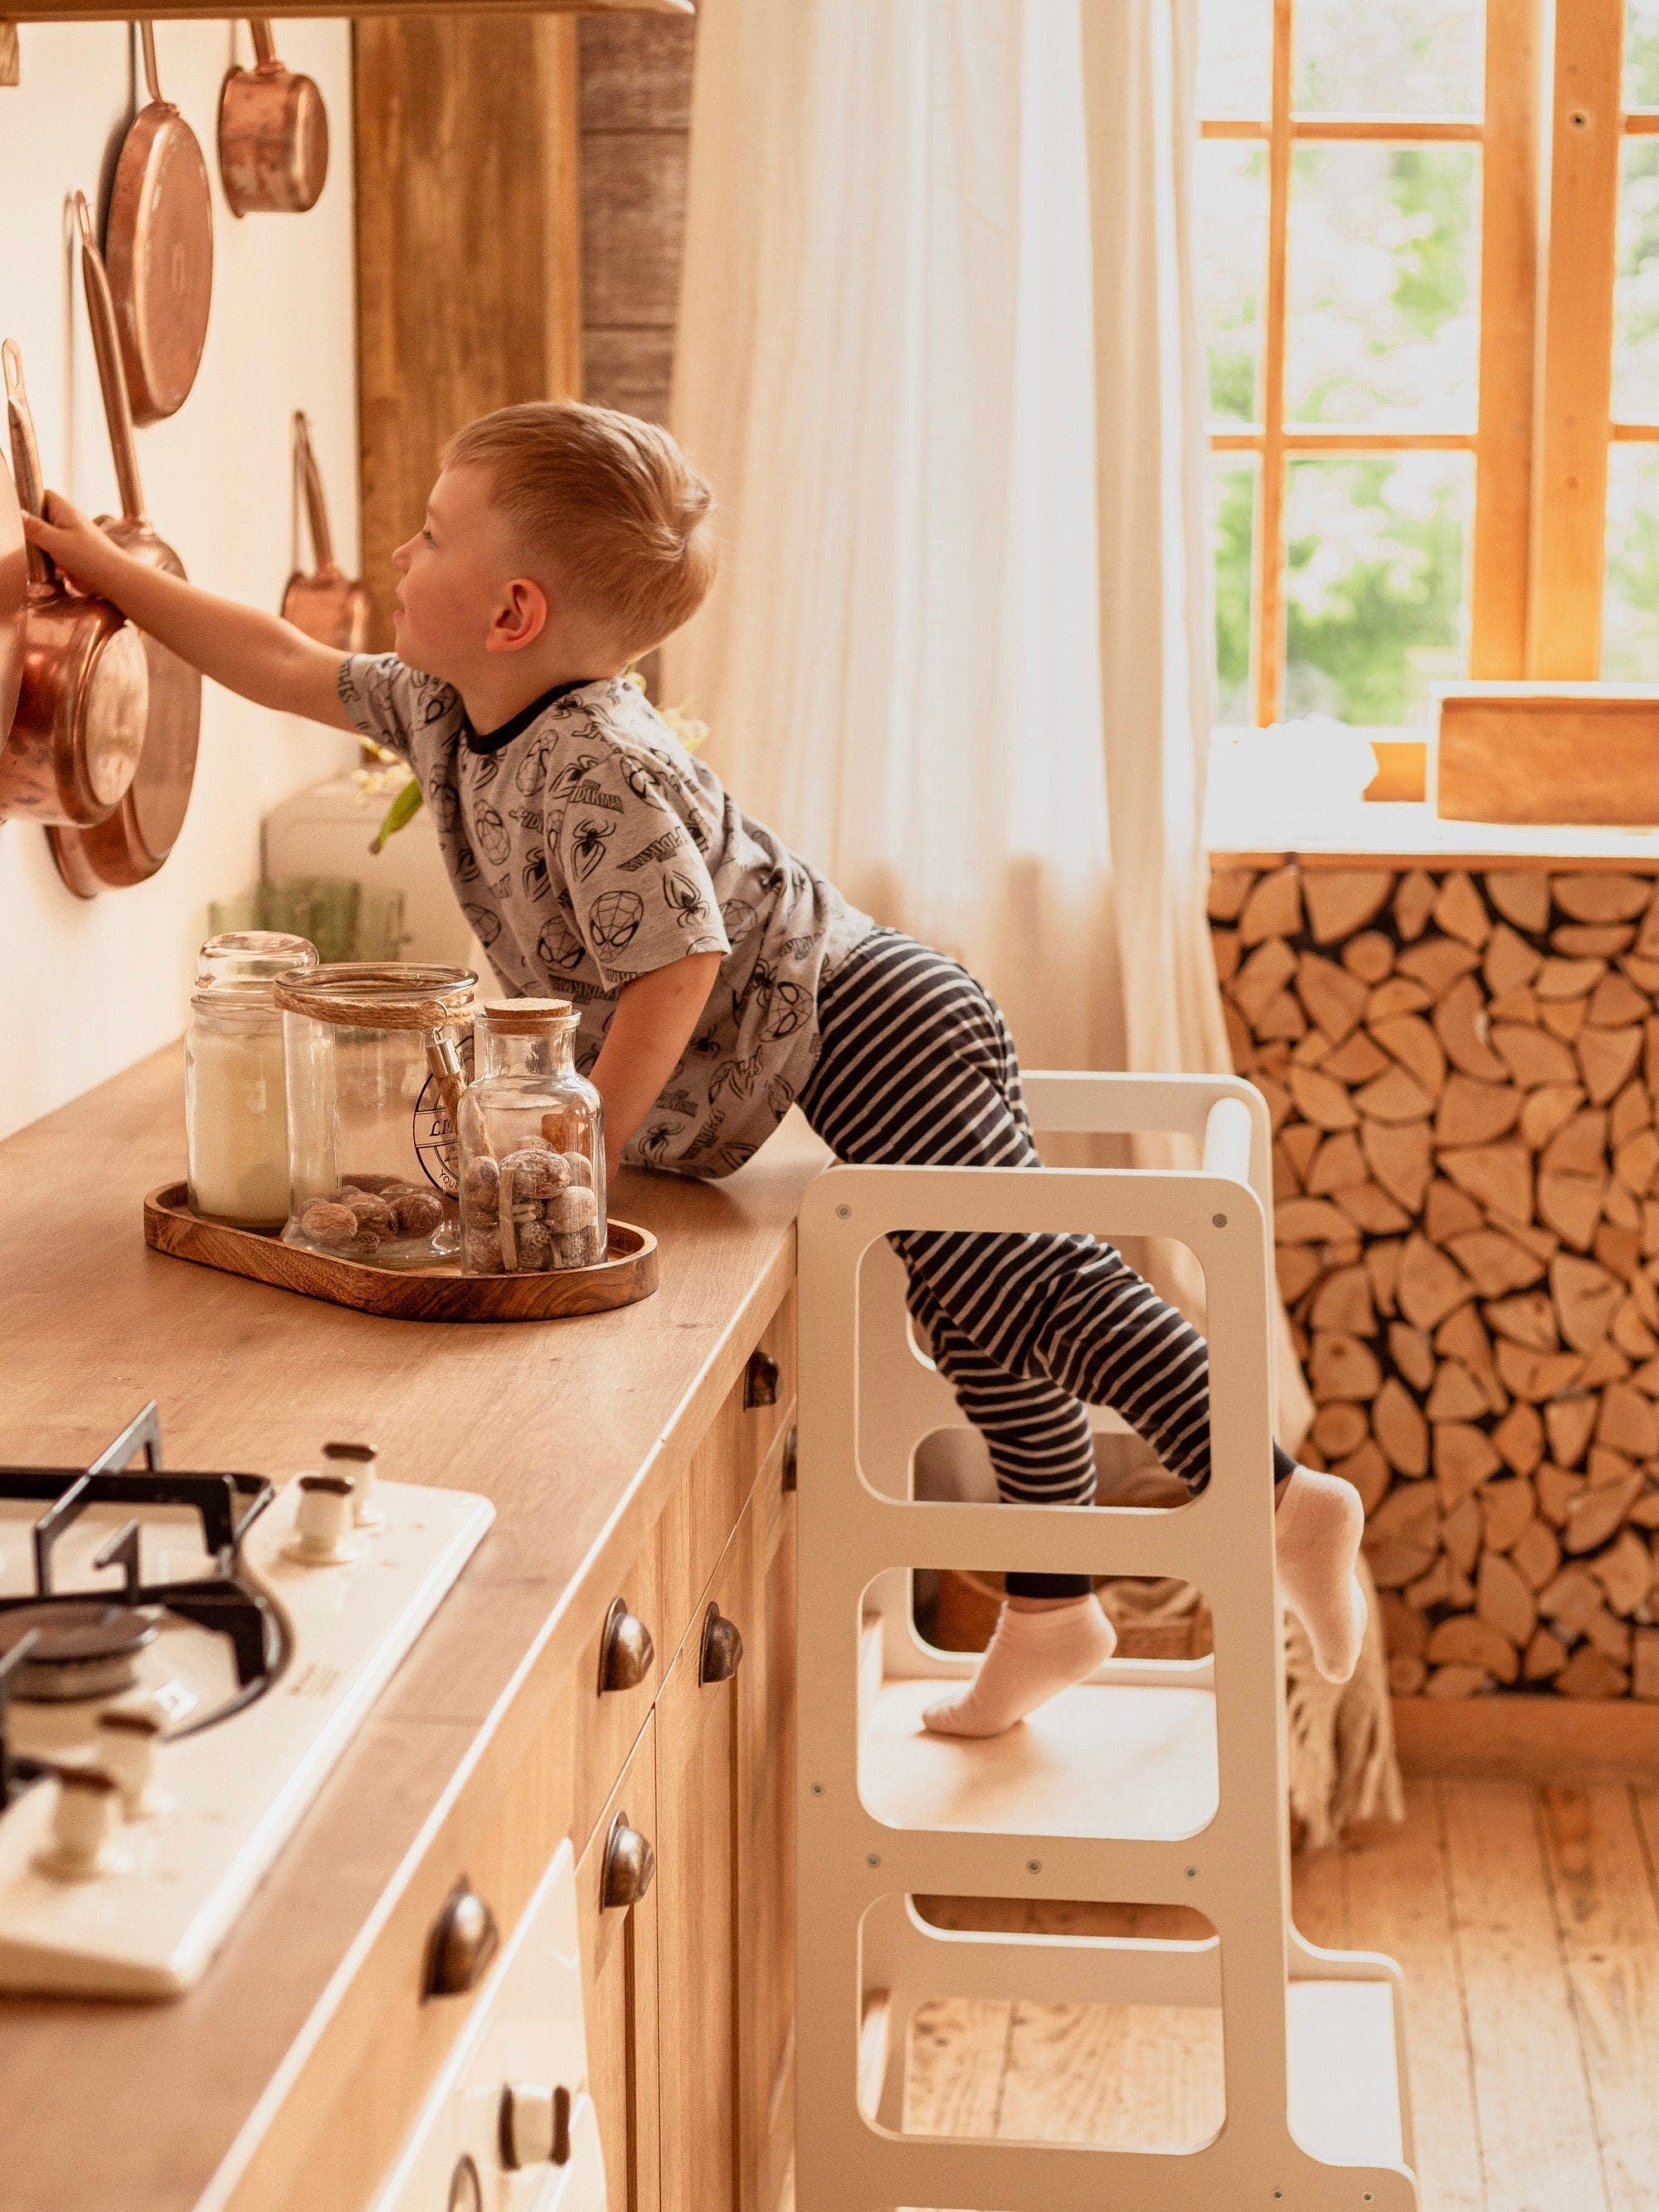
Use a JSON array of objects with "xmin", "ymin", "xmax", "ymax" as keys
[{"xmin": 0, "ymin": 18, "xmax": 360, "ymax": 1139}]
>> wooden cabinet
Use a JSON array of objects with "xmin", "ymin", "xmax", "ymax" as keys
[
  {"xmin": 578, "ymin": 1716, "xmax": 661, "ymax": 2212},
  {"xmin": 654, "ymin": 1530, "xmax": 745, "ymax": 2212}
]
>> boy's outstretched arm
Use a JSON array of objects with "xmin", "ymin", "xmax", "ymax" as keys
[
  {"xmin": 23, "ymin": 493, "xmax": 354, "ymax": 731},
  {"xmin": 591, "ymin": 952, "xmax": 722, "ymax": 1182}
]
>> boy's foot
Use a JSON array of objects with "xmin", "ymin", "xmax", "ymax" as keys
[
  {"xmin": 922, "ymin": 1595, "xmax": 1117, "ymax": 1738},
  {"xmin": 1275, "ymin": 1466, "xmax": 1367, "ymax": 1683}
]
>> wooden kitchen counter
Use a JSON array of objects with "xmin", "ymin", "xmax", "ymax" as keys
[{"xmin": 0, "ymin": 1044, "xmax": 827, "ymax": 2212}]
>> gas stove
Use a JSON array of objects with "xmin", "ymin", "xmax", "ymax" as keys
[{"xmin": 0, "ymin": 1406, "xmax": 493, "ymax": 1998}]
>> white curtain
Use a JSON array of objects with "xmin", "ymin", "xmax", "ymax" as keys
[{"xmin": 667, "ymin": 0, "xmax": 1313, "ymax": 1445}]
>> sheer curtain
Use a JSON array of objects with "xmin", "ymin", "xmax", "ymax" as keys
[{"xmin": 666, "ymin": 0, "xmax": 1312, "ymax": 1444}]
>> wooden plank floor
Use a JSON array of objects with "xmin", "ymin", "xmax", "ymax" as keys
[{"xmin": 898, "ymin": 1780, "xmax": 1658, "ymax": 2211}]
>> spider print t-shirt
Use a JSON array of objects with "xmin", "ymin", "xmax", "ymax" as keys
[{"xmin": 338, "ymin": 656, "xmax": 872, "ymax": 1177}]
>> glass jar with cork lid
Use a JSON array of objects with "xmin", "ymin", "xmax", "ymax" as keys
[
  {"xmin": 186, "ymin": 930, "xmax": 319, "ymax": 1229},
  {"xmin": 274, "ymin": 962, "xmax": 476, "ymax": 1268},
  {"xmin": 456, "ymin": 1000, "xmax": 606, "ymax": 1275}
]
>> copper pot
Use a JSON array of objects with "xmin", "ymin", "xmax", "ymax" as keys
[
  {"xmin": 49, "ymin": 196, "xmax": 203, "ymax": 898},
  {"xmin": 282, "ymin": 412, "xmax": 370, "ymax": 651},
  {"xmin": 0, "ymin": 342, "xmax": 147, "ymax": 829},
  {"xmin": 218, "ymin": 20, "xmax": 329, "ymax": 217},
  {"xmin": 0, "ymin": 431, "xmax": 23, "ymax": 745},
  {"xmin": 105, "ymin": 22, "xmax": 215, "ymax": 426}
]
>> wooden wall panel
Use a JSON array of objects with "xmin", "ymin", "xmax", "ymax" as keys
[{"xmin": 353, "ymin": 14, "xmax": 583, "ymax": 647}]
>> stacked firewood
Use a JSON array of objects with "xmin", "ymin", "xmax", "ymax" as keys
[{"xmin": 1209, "ymin": 860, "xmax": 1658, "ymax": 1702}]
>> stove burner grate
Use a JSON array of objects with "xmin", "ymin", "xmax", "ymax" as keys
[{"xmin": 0, "ymin": 1405, "xmax": 285, "ymax": 1808}]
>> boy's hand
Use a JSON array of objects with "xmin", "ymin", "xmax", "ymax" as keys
[{"xmin": 22, "ymin": 492, "xmax": 124, "ymax": 597}]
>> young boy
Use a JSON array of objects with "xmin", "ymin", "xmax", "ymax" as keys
[{"xmin": 29, "ymin": 400, "xmax": 1366, "ymax": 1731}]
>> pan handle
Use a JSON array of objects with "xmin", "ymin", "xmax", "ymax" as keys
[
  {"xmin": 139, "ymin": 20, "xmax": 163, "ymax": 107},
  {"xmin": 73, "ymin": 194, "xmax": 146, "ymax": 529},
  {"xmin": 294, "ymin": 412, "xmax": 340, "ymax": 577},
  {"xmin": 251, "ymin": 18, "xmax": 279, "ymax": 69},
  {"xmin": 3, "ymin": 339, "xmax": 53, "ymax": 589}
]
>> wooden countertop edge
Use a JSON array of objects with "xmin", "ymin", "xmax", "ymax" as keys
[{"xmin": 1209, "ymin": 847, "xmax": 1659, "ymax": 873}]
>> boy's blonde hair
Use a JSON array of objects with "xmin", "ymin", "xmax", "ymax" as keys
[{"xmin": 444, "ymin": 401, "xmax": 715, "ymax": 659}]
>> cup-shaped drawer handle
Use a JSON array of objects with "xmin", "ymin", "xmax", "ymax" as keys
[
  {"xmin": 426, "ymin": 1878, "xmax": 499, "ymax": 1997},
  {"xmin": 744, "ymin": 1348, "xmax": 780, "ymax": 1408},
  {"xmin": 698, "ymin": 1601, "xmax": 744, "ymax": 1684},
  {"xmin": 601, "ymin": 1810, "xmax": 656, "ymax": 1910},
  {"xmin": 597, "ymin": 1596, "xmax": 654, "ymax": 1693}
]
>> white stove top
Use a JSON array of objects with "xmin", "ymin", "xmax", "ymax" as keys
[{"xmin": 0, "ymin": 1441, "xmax": 492, "ymax": 1999}]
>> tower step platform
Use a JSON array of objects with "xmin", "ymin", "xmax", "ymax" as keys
[{"xmin": 795, "ymin": 1073, "xmax": 1420, "ymax": 2211}]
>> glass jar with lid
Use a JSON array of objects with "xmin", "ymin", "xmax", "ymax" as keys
[
  {"xmin": 186, "ymin": 931, "xmax": 319, "ymax": 1228},
  {"xmin": 274, "ymin": 962, "xmax": 476, "ymax": 1268},
  {"xmin": 457, "ymin": 1000, "xmax": 606, "ymax": 1275}
]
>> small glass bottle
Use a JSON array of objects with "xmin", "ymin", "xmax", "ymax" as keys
[
  {"xmin": 457, "ymin": 1001, "xmax": 606, "ymax": 1275},
  {"xmin": 186, "ymin": 931, "xmax": 319, "ymax": 1228}
]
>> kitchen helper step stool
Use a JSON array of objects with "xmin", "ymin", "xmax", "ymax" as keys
[{"xmin": 794, "ymin": 1072, "xmax": 1420, "ymax": 2212}]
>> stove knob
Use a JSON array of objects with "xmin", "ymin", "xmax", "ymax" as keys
[
  {"xmin": 324, "ymin": 1440, "xmax": 382, "ymax": 1527},
  {"xmin": 283, "ymin": 1474, "xmax": 358, "ymax": 1566},
  {"xmin": 99, "ymin": 1701, "xmax": 168, "ymax": 1819},
  {"xmin": 33, "ymin": 1766, "xmax": 126, "ymax": 1882},
  {"xmin": 499, "ymin": 2082, "xmax": 572, "ymax": 2170}
]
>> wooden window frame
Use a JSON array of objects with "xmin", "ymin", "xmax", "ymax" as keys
[{"xmin": 1201, "ymin": 0, "xmax": 1659, "ymax": 728}]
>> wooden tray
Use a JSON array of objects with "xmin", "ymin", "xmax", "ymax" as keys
[{"xmin": 143, "ymin": 1183, "xmax": 658, "ymax": 1322}]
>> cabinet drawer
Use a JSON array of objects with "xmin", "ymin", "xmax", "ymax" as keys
[
  {"xmin": 655, "ymin": 1287, "xmax": 796, "ymax": 1674},
  {"xmin": 577, "ymin": 1718, "xmax": 660, "ymax": 2212},
  {"xmin": 571, "ymin": 1533, "xmax": 664, "ymax": 1859}
]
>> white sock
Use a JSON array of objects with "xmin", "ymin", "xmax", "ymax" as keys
[
  {"xmin": 922, "ymin": 1596, "xmax": 1117, "ymax": 1739},
  {"xmin": 1275, "ymin": 1466, "xmax": 1367, "ymax": 1684}
]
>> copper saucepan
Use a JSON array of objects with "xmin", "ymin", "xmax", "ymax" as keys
[
  {"xmin": 283, "ymin": 412, "xmax": 371, "ymax": 651},
  {"xmin": 0, "ymin": 341, "xmax": 148, "ymax": 829},
  {"xmin": 0, "ymin": 426, "xmax": 23, "ymax": 744},
  {"xmin": 50, "ymin": 194, "xmax": 204, "ymax": 899},
  {"xmin": 219, "ymin": 19, "xmax": 329, "ymax": 217},
  {"xmin": 105, "ymin": 22, "xmax": 215, "ymax": 426}
]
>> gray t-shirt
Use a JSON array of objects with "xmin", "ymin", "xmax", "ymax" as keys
[{"xmin": 338, "ymin": 657, "xmax": 871, "ymax": 1176}]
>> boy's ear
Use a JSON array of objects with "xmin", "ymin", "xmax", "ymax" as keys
[{"xmin": 486, "ymin": 576, "xmax": 548, "ymax": 655}]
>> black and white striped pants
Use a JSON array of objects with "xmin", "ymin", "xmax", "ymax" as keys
[{"xmin": 800, "ymin": 930, "xmax": 1288, "ymax": 1598}]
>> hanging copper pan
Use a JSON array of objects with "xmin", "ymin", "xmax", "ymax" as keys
[
  {"xmin": 0, "ymin": 428, "xmax": 22, "ymax": 745},
  {"xmin": 0, "ymin": 341, "xmax": 148, "ymax": 829},
  {"xmin": 218, "ymin": 20, "xmax": 329, "ymax": 217},
  {"xmin": 105, "ymin": 22, "xmax": 215, "ymax": 426},
  {"xmin": 282, "ymin": 412, "xmax": 370, "ymax": 651},
  {"xmin": 50, "ymin": 195, "xmax": 203, "ymax": 899}
]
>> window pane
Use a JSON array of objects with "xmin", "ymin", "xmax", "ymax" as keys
[
  {"xmin": 1614, "ymin": 140, "xmax": 1659, "ymax": 421},
  {"xmin": 1198, "ymin": 0, "xmax": 1271, "ymax": 119},
  {"xmin": 1627, "ymin": 0, "xmax": 1659, "ymax": 105},
  {"xmin": 1294, "ymin": 0, "xmax": 1483, "ymax": 114},
  {"xmin": 1283, "ymin": 453, "xmax": 1473, "ymax": 727},
  {"xmin": 1211, "ymin": 458, "xmax": 1258, "ymax": 724},
  {"xmin": 1197, "ymin": 141, "xmax": 1267, "ymax": 421},
  {"xmin": 1286, "ymin": 144, "xmax": 1479, "ymax": 426},
  {"xmin": 1604, "ymin": 444, "xmax": 1659, "ymax": 682}
]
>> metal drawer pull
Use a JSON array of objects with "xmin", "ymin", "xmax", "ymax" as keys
[
  {"xmin": 744, "ymin": 1347, "xmax": 780, "ymax": 1408},
  {"xmin": 499, "ymin": 2081, "xmax": 572, "ymax": 2169},
  {"xmin": 781, "ymin": 1424, "xmax": 798, "ymax": 1493},
  {"xmin": 425, "ymin": 1878, "xmax": 499, "ymax": 1997},
  {"xmin": 698, "ymin": 1601, "xmax": 744, "ymax": 1684},
  {"xmin": 601, "ymin": 1810, "xmax": 656, "ymax": 1909},
  {"xmin": 597, "ymin": 1596, "xmax": 654, "ymax": 1693}
]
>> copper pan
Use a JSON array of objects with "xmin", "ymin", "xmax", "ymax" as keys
[
  {"xmin": 50, "ymin": 194, "xmax": 203, "ymax": 899},
  {"xmin": 0, "ymin": 427, "xmax": 23, "ymax": 744},
  {"xmin": 0, "ymin": 341, "xmax": 147, "ymax": 829},
  {"xmin": 282, "ymin": 412, "xmax": 370, "ymax": 651},
  {"xmin": 105, "ymin": 22, "xmax": 215, "ymax": 426},
  {"xmin": 219, "ymin": 20, "xmax": 328, "ymax": 217}
]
